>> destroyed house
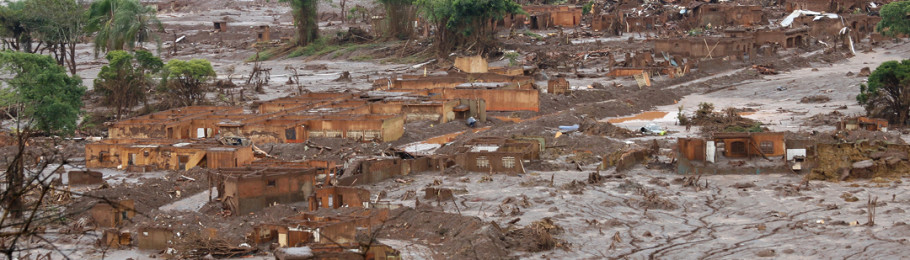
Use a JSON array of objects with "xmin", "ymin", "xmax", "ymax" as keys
[
  {"xmin": 339, "ymin": 156, "xmax": 443, "ymax": 185},
  {"xmin": 105, "ymin": 92, "xmax": 490, "ymax": 144},
  {"xmin": 85, "ymin": 139, "xmax": 254, "ymax": 171},
  {"xmin": 791, "ymin": 14, "xmax": 880, "ymax": 43},
  {"xmin": 250, "ymin": 208, "xmax": 390, "ymax": 247},
  {"xmin": 455, "ymin": 137, "xmax": 540, "ymax": 174},
  {"xmin": 379, "ymin": 73, "xmax": 536, "ymax": 90},
  {"xmin": 691, "ymin": 4, "xmax": 765, "ymax": 27},
  {"xmin": 653, "ymin": 36, "xmax": 755, "ymax": 60},
  {"xmin": 523, "ymin": 5, "xmax": 583, "ymax": 27},
  {"xmin": 309, "ymin": 187, "xmax": 371, "ymax": 211},
  {"xmin": 784, "ymin": 0, "xmax": 871, "ymax": 13},
  {"xmin": 108, "ymin": 106, "xmax": 243, "ymax": 139},
  {"xmin": 90, "ymin": 200, "xmax": 136, "ymax": 228},
  {"xmin": 752, "ymin": 28, "xmax": 810, "ymax": 48},
  {"xmin": 713, "ymin": 132, "xmax": 786, "ymax": 158},
  {"xmin": 219, "ymin": 166, "xmax": 320, "ymax": 214},
  {"xmin": 676, "ymin": 132, "xmax": 788, "ymax": 174},
  {"xmin": 839, "ymin": 116, "xmax": 888, "ymax": 131}
]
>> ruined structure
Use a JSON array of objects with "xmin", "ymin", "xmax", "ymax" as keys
[
  {"xmin": 839, "ymin": 116, "xmax": 888, "ymax": 131},
  {"xmin": 309, "ymin": 187, "xmax": 371, "ymax": 211},
  {"xmin": 218, "ymin": 164, "xmax": 329, "ymax": 214},
  {"xmin": 90, "ymin": 200, "xmax": 136, "ymax": 228},
  {"xmin": 691, "ymin": 4, "xmax": 765, "ymax": 27},
  {"xmin": 677, "ymin": 132, "xmax": 788, "ymax": 174},
  {"xmin": 85, "ymin": 139, "xmax": 254, "ymax": 171},
  {"xmin": 454, "ymin": 137, "xmax": 541, "ymax": 174},
  {"xmin": 251, "ymin": 208, "xmax": 390, "ymax": 247}
]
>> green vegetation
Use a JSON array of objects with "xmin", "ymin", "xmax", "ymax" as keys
[
  {"xmin": 504, "ymin": 51, "xmax": 519, "ymax": 66},
  {"xmin": 522, "ymin": 30, "xmax": 543, "ymax": 40},
  {"xmin": 876, "ymin": 1, "xmax": 910, "ymax": 37},
  {"xmin": 95, "ymin": 50, "xmax": 162, "ymax": 120},
  {"xmin": 288, "ymin": 38, "xmax": 340, "ymax": 58},
  {"xmin": 379, "ymin": 0, "xmax": 416, "ymax": 39},
  {"xmin": 416, "ymin": 0, "xmax": 522, "ymax": 55},
  {"xmin": 86, "ymin": 0, "xmax": 162, "ymax": 55},
  {"xmin": 582, "ymin": 1, "xmax": 594, "ymax": 15},
  {"xmin": 282, "ymin": 0, "xmax": 319, "ymax": 46},
  {"xmin": 0, "ymin": 0, "xmax": 87, "ymax": 73},
  {"xmin": 160, "ymin": 59, "xmax": 216, "ymax": 107},
  {"xmin": 0, "ymin": 51, "xmax": 85, "ymax": 135},
  {"xmin": 857, "ymin": 59, "xmax": 910, "ymax": 124}
]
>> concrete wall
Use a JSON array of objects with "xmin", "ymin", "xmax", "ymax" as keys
[
  {"xmin": 68, "ymin": 170, "xmax": 103, "ymax": 185},
  {"xmin": 137, "ymin": 227, "xmax": 173, "ymax": 250},
  {"xmin": 434, "ymin": 88, "xmax": 539, "ymax": 112}
]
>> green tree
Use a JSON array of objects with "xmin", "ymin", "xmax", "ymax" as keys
[
  {"xmin": 0, "ymin": 2, "xmax": 36, "ymax": 53},
  {"xmin": 0, "ymin": 52, "xmax": 81, "ymax": 244},
  {"xmin": 282, "ymin": 0, "xmax": 319, "ymax": 46},
  {"xmin": 857, "ymin": 60, "xmax": 910, "ymax": 124},
  {"xmin": 0, "ymin": 51, "xmax": 85, "ymax": 135},
  {"xmin": 24, "ymin": 0, "xmax": 86, "ymax": 74},
  {"xmin": 379, "ymin": 0, "xmax": 416, "ymax": 39},
  {"xmin": 85, "ymin": 0, "xmax": 162, "ymax": 56},
  {"xmin": 95, "ymin": 50, "xmax": 162, "ymax": 120},
  {"xmin": 876, "ymin": 1, "xmax": 910, "ymax": 37},
  {"xmin": 416, "ymin": 0, "xmax": 522, "ymax": 56},
  {"xmin": 160, "ymin": 59, "xmax": 216, "ymax": 107}
]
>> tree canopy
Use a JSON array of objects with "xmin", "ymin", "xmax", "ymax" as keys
[
  {"xmin": 85, "ymin": 0, "xmax": 162, "ymax": 55},
  {"xmin": 95, "ymin": 50, "xmax": 162, "ymax": 120},
  {"xmin": 857, "ymin": 60, "xmax": 910, "ymax": 124},
  {"xmin": 24, "ymin": 0, "xmax": 85, "ymax": 73},
  {"xmin": 0, "ymin": 51, "xmax": 85, "ymax": 135},
  {"xmin": 160, "ymin": 59, "xmax": 216, "ymax": 107},
  {"xmin": 416, "ymin": 0, "xmax": 522, "ymax": 55},
  {"xmin": 282, "ymin": 0, "xmax": 319, "ymax": 46},
  {"xmin": 876, "ymin": 1, "xmax": 910, "ymax": 37}
]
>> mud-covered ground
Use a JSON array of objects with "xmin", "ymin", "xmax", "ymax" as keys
[{"xmin": 366, "ymin": 167, "xmax": 910, "ymax": 259}]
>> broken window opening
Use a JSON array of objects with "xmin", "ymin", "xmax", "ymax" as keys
[
  {"xmin": 502, "ymin": 157, "xmax": 516, "ymax": 169},
  {"xmin": 267, "ymin": 180, "xmax": 277, "ymax": 187},
  {"xmin": 477, "ymin": 156, "xmax": 489, "ymax": 168},
  {"xmin": 285, "ymin": 128, "xmax": 297, "ymax": 141},
  {"xmin": 760, "ymin": 141, "xmax": 774, "ymax": 154}
]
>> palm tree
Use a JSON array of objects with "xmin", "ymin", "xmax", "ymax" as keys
[{"xmin": 85, "ymin": 0, "xmax": 162, "ymax": 56}]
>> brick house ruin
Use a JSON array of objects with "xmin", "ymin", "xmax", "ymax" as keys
[
  {"xmin": 250, "ymin": 208, "xmax": 391, "ymax": 248},
  {"xmin": 90, "ymin": 200, "xmax": 136, "ymax": 228},
  {"xmin": 101, "ymin": 87, "xmax": 521, "ymax": 146},
  {"xmin": 85, "ymin": 139, "xmax": 254, "ymax": 171},
  {"xmin": 309, "ymin": 187, "xmax": 371, "ymax": 211},
  {"xmin": 524, "ymin": 5, "xmax": 583, "ymax": 28},
  {"xmin": 218, "ymin": 166, "xmax": 323, "ymax": 214},
  {"xmin": 654, "ymin": 37, "xmax": 756, "ymax": 60},
  {"xmin": 691, "ymin": 4, "xmax": 765, "ymax": 27},
  {"xmin": 454, "ymin": 137, "xmax": 541, "ymax": 174},
  {"xmin": 339, "ymin": 155, "xmax": 445, "ymax": 185},
  {"xmin": 677, "ymin": 132, "xmax": 788, "ymax": 174},
  {"xmin": 839, "ymin": 116, "xmax": 888, "ymax": 131}
]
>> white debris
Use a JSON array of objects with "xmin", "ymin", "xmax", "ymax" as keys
[{"xmin": 781, "ymin": 10, "xmax": 839, "ymax": 27}]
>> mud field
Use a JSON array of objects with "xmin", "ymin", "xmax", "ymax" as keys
[{"xmin": 7, "ymin": 0, "xmax": 910, "ymax": 258}]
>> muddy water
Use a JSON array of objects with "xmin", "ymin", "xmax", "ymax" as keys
[{"xmin": 607, "ymin": 111, "xmax": 669, "ymax": 123}]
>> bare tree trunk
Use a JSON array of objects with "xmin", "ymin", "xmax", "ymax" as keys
[
  {"xmin": 292, "ymin": 0, "xmax": 319, "ymax": 46},
  {"xmin": 3, "ymin": 130, "xmax": 29, "ymax": 219}
]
